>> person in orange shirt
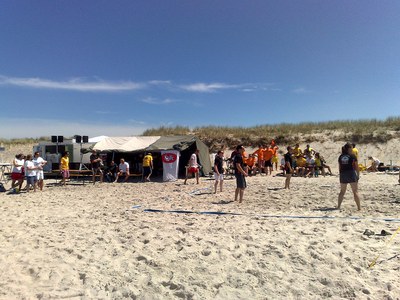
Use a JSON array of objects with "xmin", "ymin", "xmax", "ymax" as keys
[
  {"xmin": 246, "ymin": 154, "xmax": 257, "ymax": 176},
  {"xmin": 263, "ymin": 145, "xmax": 274, "ymax": 175},
  {"xmin": 241, "ymin": 149, "xmax": 249, "ymax": 173},
  {"xmin": 253, "ymin": 145, "xmax": 265, "ymax": 175}
]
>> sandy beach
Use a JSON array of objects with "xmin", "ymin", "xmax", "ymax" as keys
[{"xmin": 0, "ymin": 165, "xmax": 399, "ymax": 299}]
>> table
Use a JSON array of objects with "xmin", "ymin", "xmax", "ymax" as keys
[
  {"xmin": 50, "ymin": 169, "xmax": 97, "ymax": 185},
  {"xmin": 0, "ymin": 163, "xmax": 12, "ymax": 183}
]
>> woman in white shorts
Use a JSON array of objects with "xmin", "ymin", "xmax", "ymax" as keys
[{"xmin": 33, "ymin": 151, "xmax": 47, "ymax": 191}]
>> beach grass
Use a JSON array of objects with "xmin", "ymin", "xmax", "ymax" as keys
[{"xmin": 143, "ymin": 117, "xmax": 400, "ymax": 150}]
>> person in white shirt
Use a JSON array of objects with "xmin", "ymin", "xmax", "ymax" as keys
[
  {"xmin": 33, "ymin": 151, "xmax": 47, "ymax": 191},
  {"xmin": 24, "ymin": 154, "xmax": 37, "ymax": 192},
  {"xmin": 11, "ymin": 153, "xmax": 25, "ymax": 191},
  {"xmin": 184, "ymin": 149, "xmax": 200, "ymax": 184},
  {"xmin": 115, "ymin": 158, "xmax": 130, "ymax": 182},
  {"xmin": 367, "ymin": 156, "xmax": 380, "ymax": 172}
]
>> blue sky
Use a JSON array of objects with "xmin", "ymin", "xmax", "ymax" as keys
[{"xmin": 1, "ymin": 1, "xmax": 399, "ymax": 138}]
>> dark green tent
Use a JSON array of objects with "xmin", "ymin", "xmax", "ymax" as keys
[{"xmin": 145, "ymin": 135, "xmax": 212, "ymax": 175}]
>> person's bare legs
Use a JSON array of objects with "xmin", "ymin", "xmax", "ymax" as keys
[
  {"xmin": 337, "ymin": 183, "xmax": 347, "ymax": 209},
  {"xmin": 285, "ymin": 174, "xmax": 292, "ymax": 189},
  {"xmin": 38, "ymin": 179, "xmax": 44, "ymax": 191},
  {"xmin": 234, "ymin": 188, "xmax": 240, "ymax": 201},
  {"xmin": 239, "ymin": 189, "xmax": 244, "ymax": 203},
  {"xmin": 214, "ymin": 180, "xmax": 219, "ymax": 193},
  {"xmin": 234, "ymin": 188, "xmax": 244, "ymax": 203},
  {"xmin": 18, "ymin": 179, "xmax": 24, "ymax": 190},
  {"xmin": 349, "ymin": 182, "xmax": 361, "ymax": 211},
  {"xmin": 195, "ymin": 172, "xmax": 199, "ymax": 184},
  {"xmin": 326, "ymin": 165, "xmax": 332, "ymax": 175},
  {"xmin": 114, "ymin": 173, "xmax": 119, "ymax": 183},
  {"xmin": 219, "ymin": 180, "xmax": 223, "ymax": 192},
  {"xmin": 183, "ymin": 169, "xmax": 189, "ymax": 184}
]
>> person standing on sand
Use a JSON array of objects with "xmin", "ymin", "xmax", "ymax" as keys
[
  {"xmin": 184, "ymin": 149, "xmax": 200, "ymax": 185},
  {"xmin": 11, "ymin": 153, "xmax": 25, "ymax": 191},
  {"xmin": 24, "ymin": 154, "xmax": 37, "ymax": 192},
  {"xmin": 234, "ymin": 145, "xmax": 248, "ymax": 203},
  {"xmin": 33, "ymin": 151, "xmax": 47, "ymax": 191},
  {"xmin": 142, "ymin": 152, "xmax": 153, "ymax": 182},
  {"xmin": 213, "ymin": 150, "xmax": 224, "ymax": 193},
  {"xmin": 90, "ymin": 150, "xmax": 104, "ymax": 184},
  {"xmin": 338, "ymin": 143, "xmax": 361, "ymax": 211},
  {"xmin": 60, "ymin": 151, "xmax": 70, "ymax": 186},
  {"xmin": 284, "ymin": 146, "xmax": 293, "ymax": 189},
  {"xmin": 271, "ymin": 143, "xmax": 279, "ymax": 171},
  {"xmin": 263, "ymin": 145, "xmax": 274, "ymax": 176}
]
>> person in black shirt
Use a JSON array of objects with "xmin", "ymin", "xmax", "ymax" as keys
[
  {"xmin": 90, "ymin": 150, "xmax": 104, "ymax": 184},
  {"xmin": 284, "ymin": 146, "xmax": 294, "ymax": 189},
  {"xmin": 105, "ymin": 160, "xmax": 117, "ymax": 182},
  {"xmin": 233, "ymin": 145, "xmax": 248, "ymax": 203},
  {"xmin": 338, "ymin": 143, "xmax": 361, "ymax": 210},
  {"xmin": 213, "ymin": 150, "xmax": 224, "ymax": 193}
]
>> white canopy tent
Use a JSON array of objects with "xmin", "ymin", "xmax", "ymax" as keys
[{"xmin": 93, "ymin": 136, "xmax": 161, "ymax": 152}]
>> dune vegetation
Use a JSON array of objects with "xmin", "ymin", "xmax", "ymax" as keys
[
  {"xmin": 143, "ymin": 117, "xmax": 400, "ymax": 151},
  {"xmin": 1, "ymin": 118, "xmax": 399, "ymax": 152}
]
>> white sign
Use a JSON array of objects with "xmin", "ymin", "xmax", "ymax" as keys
[{"xmin": 161, "ymin": 150, "xmax": 180, "ymax": 182}]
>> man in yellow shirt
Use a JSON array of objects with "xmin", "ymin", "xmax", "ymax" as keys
[
  {"xmin": 271, "ymin": 144, "xmax": 279, "ymax": 171},
  {"xmin": 142, "ymin": 152, "xmax": 153, "ymax": 182},
  {"xmin": 293, "ymin": 144, "xmax": 303, "ymax": 158},
  {"xmin": 296, "ymin": 155, "xmax": 307, "ymax": 177},
  {"xmin": 60, "ymin": 151, "xmax": 70, "ymax": 186}
]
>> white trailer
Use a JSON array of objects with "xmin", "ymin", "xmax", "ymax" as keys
[{"xmin": 32, "ymin": 136, "xmax": 107, "ymax": 171}]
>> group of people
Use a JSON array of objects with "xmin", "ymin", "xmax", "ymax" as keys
[
  {"xmin": 8, "ymin": 141, "xmax": 391, "ymax": 211},
  {"xmin": 88, "ymin": 150, "xmax": 154, "ymax": 184},
  {"xmin": 281, "ymin": 144, "xmax": 333, "ymax": 178},
  {"xmin": 9, "ymin": 150, "xmax": 154, "ymax": 191},
  {"xmin": 205, "ymin": 141, "xmax": 363, "ymax": 210},
  {"xmin": 10, "ymin": 152, "xmax": 47, "ymax": 193}
]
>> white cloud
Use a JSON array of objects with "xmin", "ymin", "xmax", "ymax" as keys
[
  {"xmin": 0, "ymin": 117, "xmax": 150, "ymax": 139},
  {"xmin": 293, "ymin": 87, "xmax": 311, "ymax": 94},
  {"xmin": 141, "ymin": 97, "xmax": 178, "ymax": 105},
  {"xmin": 0, "ymin": 75, "xmax": 145, "ymax": 92},
  {"xmin": 241, "ymin": 88, "xmax": 256, "ymax": 92},
  {"xmin": 179, "ymin": 82, "xmax": 240, "ymax": 93},
  {"xmin": 95, "ymin": 110, "xmax": 117, "ymax": 115},
  {"xmin": 148, "ymin": 80, "xmax": 172, "ymax": 86},
  {"xmin": 128, "ymin": 119, "xmax": 147, "ymax": 125}
]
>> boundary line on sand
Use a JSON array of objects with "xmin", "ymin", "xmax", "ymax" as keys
[{"xmin": 130, "ymin": 206, "xmax": 400, "ymax": 223}]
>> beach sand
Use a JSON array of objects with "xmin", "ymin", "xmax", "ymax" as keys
[{"xmin": 0, "ymin": 169, "xmax": 399, "ymax": 299}]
